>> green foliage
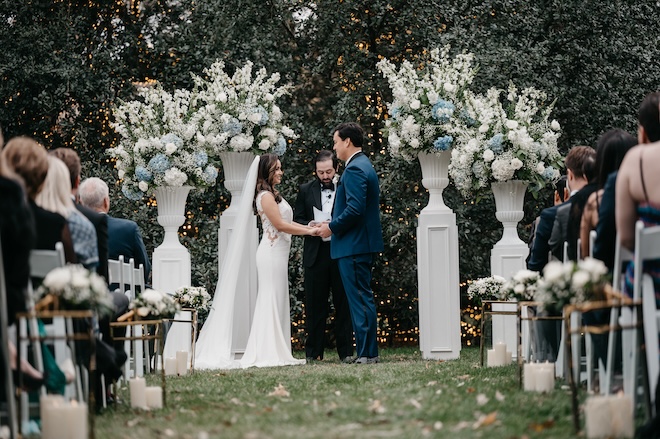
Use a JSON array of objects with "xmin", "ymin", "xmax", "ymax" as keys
[{"xmin": 2, "ymin": 0, "xmax": 659, "ymax": 346}]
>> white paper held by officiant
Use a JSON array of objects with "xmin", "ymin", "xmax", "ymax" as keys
[{"xmin": 312, "ymin": 206, "xmax": 332, "ymax": 242}]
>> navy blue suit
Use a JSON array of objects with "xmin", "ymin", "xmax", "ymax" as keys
[
  {"xmin": 329, "ymin": 151, "xmax": 383, "ymax": 359},
  {"xmin": 107, "ymin": 216, "xmax": 151, "ymax": 284},
  {"xmin": 527, "ymin": 202, "xmax": 568, "ymax": 272}
]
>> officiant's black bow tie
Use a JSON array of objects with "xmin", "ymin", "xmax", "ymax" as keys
[{"xmin": 321, "ymin": 183, "xmax": 335, "ymax": 191}]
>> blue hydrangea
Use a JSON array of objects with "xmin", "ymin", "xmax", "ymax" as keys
[
  {"xmin": 273, "ymin": 136, "xmax": 287, "ymax": 156},
  {"xmin": 391, "ymin": 107, "xmax": 401, "ymax": 119},
  {"xmin": 252, "ymin": 106, "xmax": 269, "ymax": 126},
  {"xmin": 460, "ymin": 109, "xmax": 478, "ymax": 127},
  {"xmin": 487, "ymin": 133, "xmax": 504, "ymax": 153},
  {"xmin": 161, "ymin": 133, "xmax": 183, "ymax": 148},
  {"xmin": 122, "ymin": 184, "xmax": 143, "ymax": 201},
  {"xmin": 543, "ymin": 166, "xmax": 557, "ymax": 180},
  {"xmin": 194, "ymin": 151, "xmax": 208, "ymax": 167},
  {"xmin": 223, "ymin": 118, "xmax": 243, "ymax": 136},
  {"xmin": 148, "ymin": 154, "xmax": 171, "ymax": 174},
  {"xmin": 431, "ymin": 100, "xmax": 455, "ymax": 123},
  {"xmin": 433, "ymin": 135, "xmax": 453, "ymax": 151},
  {"xmin": 135, "ymin": 166, "xmax": 152, "ymax": 182},
  {"xmin": 202, "ymin": 165, "xmax": 218, "ymax": 184}
]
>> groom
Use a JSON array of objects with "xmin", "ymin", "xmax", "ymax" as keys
[{"xmin": 318, "ymin": 122, "xmax": 384, "ymax": 364}]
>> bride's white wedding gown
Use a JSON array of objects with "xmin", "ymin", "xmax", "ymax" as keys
[{"xmin": 239, "ymin": 191, "xmax": 305, "ymax": 368}]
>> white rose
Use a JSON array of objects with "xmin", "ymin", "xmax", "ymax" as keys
[
  {"xmin": 238, "ymin": 112, "xmax": 247, "ymax": 121},
  {"xmin": 551, "ymin": 120, "xmax": 560, "ymax": 131},
  {"xmin": 265, "ymin": 93, "xmax": 275, "ymax": 101},
  {"xmin": 410, "ymin": 99, "xmax": 421, "ymax": 110},
  {"xmin": 258, "ymin": 139, "xmax": 271, "ymax": 150},
  {"xmin": 248, "ymin": 112, "xmax": 262, "ymax": 125},
  {"xmin": 426, "ymin": 91, "xmax": 439, "ymax": 105},
  {"xmin": 43, "ymin": 267, "xmax": 71, "ymax": 292},
  {"xmin": 479, "ymin": 124, "xmax": 489, "ymax": 133},
  {"xmin": 506, "ymin": 120, "xmax": 519, "ymax": 130},
  {"xmin": 536, "ymin": 162, "xmax": 545, "ymax": 174},
  {"xmin": 511, "ymin": 158, "xmax": 523, "ymax": 170},
  {"xmin": 118, "ymin": 170, "xmax": 125, "ymax": 179},
  {"xmin": 514, "ymin": 284, "xmax": 525, "ymax": 294},
  {"xmin": 137, "ymin": 307, "xmax": 150, "ymax": 317},
  {"xmin": 483, "ymin": 149, "xmax": 495, "ymax": 162},
  {"xmin": 543, "ymin": 261, "xmax": 564, "ymax": 283},
  {"xmin": 271, "ymin": 105, "xmax": 282, "ymax": 122},
  {"xmin": 216, "ymin": 92, "xmax": 227, "ymax": 103},
  {"xmin": 281, "ymin": 126, "xmax": 295, "ymax": 138},
  {"xmin": 165, "ymin": 142, "xmax": 177, "ymax": 155},
  {"xmin": 138, "ymin": 181, "xmax": 149, "ymax": 192},
  {"xmin": 409, "ymin": 138, "xmax": 420, "ymax": 148},
  {"xmin": 443, "ymin": 82, "xmax": 456, "ymax": 93},
  {"xmin": 571, "ymin": 271, "xmax": 590, "ymax": 290}
]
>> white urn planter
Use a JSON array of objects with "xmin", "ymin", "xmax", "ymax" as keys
[
  {"xmin": 152, "ymin": 186, "xmax": 192, "ymax": 296},
  {"xmin": 418, "ymin": 151, "xmax": 451, "ymax": 212},
  {"xmin": 218, "ymin": 151, "xmax": 258, "ymax": 356},
  {"xmin": 490, "ymin": 179, "xmax": 529, "ymax": 359},
  {"xmin": 416, "ymin": 151, "xmax": 461, "ymax": 360}
]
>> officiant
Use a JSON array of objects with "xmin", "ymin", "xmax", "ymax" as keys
[{"xmin": 294, "ymin": 150, "xmax": 354, "ymax": 363}]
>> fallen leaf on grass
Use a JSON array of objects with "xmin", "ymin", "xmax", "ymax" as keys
[
  {"xmin": 368, "ymin": 399, "xmax": 386, "ymax": 414},
  {"xmin": 466, "ymin": 387, "xmax": 476, "ymax": 393},
  {"xmin": 409, "ymin": 398, "xmax": 422, "ymax": 409},
  {"xmin": 435, "ymin": 389, "xmax": 443, "ymax": 395},
  {"xmin": 528, "ymin": 419, "xmax": 555, "ymax": 432},
  {"xmin": 334, "ymin": 390, "xmax": 341, "ymax": 396},
  {"xmin": 126, "ymin": 418, "xmax": 141, "ymax": 428},
  {"xmin": 426, "ymin": 381, "xmax": 437, "ymax": 387},
  {"xmin": 473, "ymin": 411, "xmax": 498, "ymax": 429},
  {"xmin": 457, "ymin": 375, "xmax": 470, "ymax": 380},
  {"xmin": 267, "ymin": 383, "xmax": 290, "ymax": 397},
  {"xmin": 495, "ymin": 391, "xmax": 505, "ymax": 402},
  {"xmin": 433, "ymin": 421, "xmax": 443, "ymax": 430},
  {"xmin": 229, "ymin": 397, "xmax": 242, "ymax": 405},
  {"xmin": 451, "ymin": 421, "xmax": 471, "ymax": 432},
  {"xmin": 476, "ymin": 393, "xmax": 489, "ymax": 406}
]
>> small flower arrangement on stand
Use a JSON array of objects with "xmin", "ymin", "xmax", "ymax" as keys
[
  {"xmin": 534, "ymin": 258, "xmax": 610, "ymax": 314},
  {"xmin": 449, "ymin": 83, "xmax": 563, "ymax": 199},
  {"xmin": 377, "ymin": 46, "xmax": 478, "ymax": 161},
  {"xmin": 467, "ymin": 275, "xmax": 508, "ymax": 305},
  {"xmin": 109, "ymin": 83, "xmax": 220, "ymax": 200},
  {"xmin": 191, "ymin": 60, "xmax": 297, "ymax": 157},
  {"xmin": 130, "ymin": 289, "xmax": 180, "ymax": 320},
  {"xmin": 502, "ymin": 269, "xmax": 541, "ymax": 302},
  {"xmin": 36, "ymin": 265, "xmax": 114, "ymax": 316},
  {"xmin": 172, "ymin": 286, "xmax": 212, "ymax": 323}
]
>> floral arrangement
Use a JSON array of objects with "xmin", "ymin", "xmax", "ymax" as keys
[
  {"xmin": 501, "ymin": 269, "xmax": 540, "ymax": 301},
  {"xmin": 109, "ymin": 83, "xmax": 220, "ymax": 200},
  {"xmin": 377, "ymin": 46, "xmax": 478, "ymax": 161},
  {"xmin": 534, "ymin": 258, "xmax": 610, "ymax": 314},
  {"xmin": 191, "ymin": 60, "xmax": 297, "ymax": 157},
  {"xmin": 130, "ymin": 288, "xmax": 180, "ymax": 319},
  {"xmin": 172, "ymin": 286, "xmax": 211, "ymax": 313},
  {"xmin": 449, "ymin": 83, "xmax": 563, "ymax": 198},
  {"xmin": 467, "ymin": 275, "xmax": 507, "ymax": 304},
  {"xmin": 36, "ymin": 265, "xmax": 114, "ymax": 316}
]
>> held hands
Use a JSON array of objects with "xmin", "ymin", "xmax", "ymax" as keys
[{"xmin": 307, "ymin": 221, "xmax": 331, "ymax": 238}]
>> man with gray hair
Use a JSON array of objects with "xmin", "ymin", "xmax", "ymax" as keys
[{"xmin": 78, "ymin": 177, "xmax": 151, "ymax": 283}]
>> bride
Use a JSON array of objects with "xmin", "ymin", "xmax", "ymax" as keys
[{"xmin": 195, "ymin": 154, "xmax": 317, "ymax": 369}]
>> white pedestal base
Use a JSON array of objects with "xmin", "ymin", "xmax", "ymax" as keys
[
  {"xmin": 152, "ymin": 246, "xmax": 191, "ymax": 295},
  {"xmin": 417, "ymin": 210, "xmax": 461, "ymax": 360}
]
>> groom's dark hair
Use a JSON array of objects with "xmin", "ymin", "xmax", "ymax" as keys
[{"xmin": 334, "ymin": 122, "xmax": 364, "ymax": 148}]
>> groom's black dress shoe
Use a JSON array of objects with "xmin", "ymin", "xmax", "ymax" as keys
[{"xmin": 354, "ymin": 356, "xmax": 379, "ymax": 364}]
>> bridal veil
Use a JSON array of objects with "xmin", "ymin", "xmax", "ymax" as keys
[{"xmin": 194, "ymin": 155, "xmax": 260, "ymax": 370}]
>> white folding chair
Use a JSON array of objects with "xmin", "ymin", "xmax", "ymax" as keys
[
  {"xmin": 641, "ymin": 273, "xmax": 659, "ymax": 415},
  {"xmin": 0, "ymin": 235, "xmax": 19, "ymax": 439},
  {"xmin": 631, "ymin": 222, "xmax": 660, "ymax": 412}
]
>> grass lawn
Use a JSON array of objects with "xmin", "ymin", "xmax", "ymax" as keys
[{"xmin": 96, "ymin": 347, "xmax": 586, "ymax": 438}]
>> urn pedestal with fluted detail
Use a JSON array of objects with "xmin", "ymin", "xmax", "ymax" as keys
[
  {"xmin": 152, "ymin": 186, "xmax": 193, "ymax": 296},
  {"xmin": 416, "ymin": 151, "xmax": 461, "ymax": 360},
  {"xmin": 490, "ymin": 180, "xmax": 529, "ymax": 359},
  {"xmin": 218, "ymin": 151, "xmax": 259, "ymax": 356}
]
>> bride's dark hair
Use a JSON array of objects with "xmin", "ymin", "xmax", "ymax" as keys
[{"xmin": 255, "ymin": 153, "xmax": 282, "ymax": 203}]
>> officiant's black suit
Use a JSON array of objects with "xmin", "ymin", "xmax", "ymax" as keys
[{"xmin": 294, "ymin": 179, "xmax": 354, "ymax": 361}]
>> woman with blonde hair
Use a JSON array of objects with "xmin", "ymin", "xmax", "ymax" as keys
[{"xmin": 35, "ymin": 156, "xmax": 98, "ymax": 269}]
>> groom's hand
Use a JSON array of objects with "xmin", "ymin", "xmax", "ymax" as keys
[{"xmin": 318, "ymin": 222, "xmax": 332, "ymax": 239}]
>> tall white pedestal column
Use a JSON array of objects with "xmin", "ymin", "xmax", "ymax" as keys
[
  {"xmin": 490, "ymin": 180, "xmax": 529, "ymax": 358},
  {"xmin": 152, "ymin": 186, "xmax": 192, "ymax": 295},
  {"xmin": 218, "ymin": 152, "xmax": 258, "ymax": 356},
  {"xmin": 417, "ymin": 152, "xmax": 461, "ymax": 360}
]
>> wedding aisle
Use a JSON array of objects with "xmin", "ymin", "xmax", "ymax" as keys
[{"xmin": 95, "ymin": 347, "xmax": 578, "ymax": 439}]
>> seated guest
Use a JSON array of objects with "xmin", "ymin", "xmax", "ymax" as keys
[
  {"xmin": 50, "ymin": 148, "xmax": 109, "ymax": 280},
  {"xmin": 78, "ymin": 177, "xmax": 151, "ymax": 284},
  {"xmin": 35, "ymin": 156, "xmax": 99, "ymax": 270},
  {"xmin": 580, "ymin": 129, "xmax": 637, "ymax": 259},
  {"xmin": 0, "ymin": 137, "xmax": 75, "ymax": 263}
]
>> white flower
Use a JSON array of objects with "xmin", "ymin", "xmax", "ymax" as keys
[
  {"xmin": 258, "ymin": 139, "xmax": 271, "ymax": 150},
  {"xmin": 426, "ymin": 91, "xmax": 439, "ymax": 105},
  {"xmin": 216, "ymin": 92, "xmax": 227, "ymax": 102},
  {"xmin": 536, "ymin": 162, "xmax": 545, "ymax": 174},
  {"xmin": 138, "ymin": 181, "xmax": 149, "ymax": 192},
  {"xmin": 483, "ymin": 149, "xmax": 494, "ymax": 162},
  {"xmin": 505, "ymin": 120, "xmax": 519, "ymax": 130},
  {"xmin": 543, "ymin": 261, "xmax": 564, "ymax": 283},
  {"xmin": 511, "ymin": 158, "xmax": 523, "ymax": 170},
  {"xmin": 118, "ymin": 169, "xmax": 125, "ymax": 179},
  {"xmin": 571, "ymin": 271, "xmax": 590, "ymax": 290},
  {"xmin": 163, "ymin": 168, "xmax": 187, "ymax": 186},
  {"xmin": 479, "ymin": 124, "xmax": 489, "ymax": 133},
  {"xmin": 410, "ymin": 99, "xmax": 421, "ymax": 110},
  {"xmin": 551, "ymin": 120, "xmax": 560, "ymax": 131},
  {"xmin": 443, "ymin": 83, "xmax": 456, "ymax": 93}
]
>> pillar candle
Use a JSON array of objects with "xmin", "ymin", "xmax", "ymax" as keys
[
  {"xmin": 494, "ymin": 342, "xmax": 507, "ymax": 364},
  {"xmin": 523, "ymin": 363, "xmax": 537, "ymax": 391},
  {"xmin": 145, "ymin": 386, "xmax": 163, "ymax": 409},
  {"xmin": 535, "ymin": 367, "xmax": 554, "ymax": 393},
  {"xmin": 176, "ymin": 350, "xmax": 188, "ymax": 375},
  {"xmin": 504, "ymin": 351, "xmax": 512, "ymax": 365},
  {"xmin": 487, "ymin": 349, "xmax": 500, "ymax": 367},
  {"xmin": 164, "ymin": 357, "xmax": 177, "ymax": 376},
  {"xmin": 608, "ymin": 394, "xmax": 634, "ymax": 438},
  {"xmin": 40, "ymin": 395, "xmax": 65, "ymax": 439},
  {"xmin": 129, "ymin": 377, "xmax": 147, "ymax": 408},
  {"xmin": 585, "ymin": 396, "xmax": 615, "ymax": 438},
  {"xmin": 66, "ymin": 400, "xmax": 88, "ymax": 439}
]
